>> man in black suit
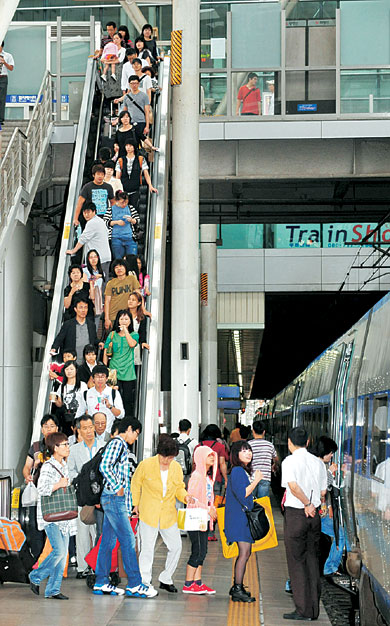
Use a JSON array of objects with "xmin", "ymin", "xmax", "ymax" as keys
[{"xmin": 51, "ymin": 297, "xmax": 99, "ymax": 363}]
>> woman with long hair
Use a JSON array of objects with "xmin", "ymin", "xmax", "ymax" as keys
[
  {"xmin": 224, "ymin": 440, "xmax": 263, "ymax": 602},
  {"xmin": 118, "ymin": 25, "xmax": 132, "ymax": 48},
  {"xmin": 83, "ymin": 249, "xmax": 105, "ymax": 330},
  {"xmin": 115, "ymin": 110, "xmax": 138, "ymax": 158},
  {"xmin": 136, "ymin": 254, "xmax": 150, "ymax": 296},
  {"xmin": 134, "ymin": 36, "xmax": 154, "ymax": 66},
  {"xmin": 53, "ymin": 361, "xmax": 87, "ymax": 436},
  {"xmin": 103, "ymin": 309, "xmax": 138, "ymax": 416},
  {"xmin": 29, "ymin": 432, "xmax": 77, "ymax": 600},
  {"xmin": 127, "ymin": 292, "xmax": 149, "ymax": 369},
  {"xmin": 183, "ymin": 445, "xmax": 218, "ymax": 594}
]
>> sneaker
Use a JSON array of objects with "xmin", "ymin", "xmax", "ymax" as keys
[
  {"xmin": 101, "ymin": 74, "xmax": 107, "ymax": 82},
  {"xmin": 182, "ymin": 582, "xmax": 206, "ymax": 595},
  {"xmin": 197, "ymin": 583, "xmax": 216, "ymax": 595},
  {"xmin": 111, "ymin": 74, "xmax": 117, "ymax": 81},
  {"xmin": 125, "ymin": 583, "xmax": 158, "ymax": 598},
  {"xmin": 93, "ymin": 583, "xmax": 124, "ymax": 596}
]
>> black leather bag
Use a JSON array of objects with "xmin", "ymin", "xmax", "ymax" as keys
[{"xmin": 244, "ymin": 501, "xmax": 270, "ymax": 541}]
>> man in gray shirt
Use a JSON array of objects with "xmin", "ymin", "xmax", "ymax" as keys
[
  {"xmin": 115, "ymin": 75, "xmax": 158, "ymax": 153},
  {"xmin": 66, "ymin": 203, "xmax": 111, "ymax": 280}
]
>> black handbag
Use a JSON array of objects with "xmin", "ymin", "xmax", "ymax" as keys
[{"xmin": 243, "ymin": 501, "xmax": 270, "ymax": 541}]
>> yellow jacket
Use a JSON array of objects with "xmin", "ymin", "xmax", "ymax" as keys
[{"xmin": 131, "ymin": 455, "xmax": 188, "ymax": 529}]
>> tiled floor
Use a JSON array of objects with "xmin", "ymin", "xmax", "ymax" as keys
[{"xmin": 0, "ymin": 501, "xmax": 331, "ymax": 626}]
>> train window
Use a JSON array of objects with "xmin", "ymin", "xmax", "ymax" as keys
[
  {"xmin": 323, "ymin": 406, "xmax": 329, "ymax": 434},
  {"xmin": 362, "ymin": 397, "xmax": 369, "ymax": 475},
  {"xmin": 371, "ymin": 396, "xmax": 388, "ymax": 477}
]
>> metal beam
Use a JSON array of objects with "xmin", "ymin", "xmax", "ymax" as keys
[
  {"xmin": 0, "ymin": 0, "xmax": 20, "ymax": 44},
  {"xmin": 119, "ymin": 0, "xmax": 147, "ymax": 33}
]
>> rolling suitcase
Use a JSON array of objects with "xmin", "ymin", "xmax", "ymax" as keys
[{"xmin": 0, "ymin": 517, "xmax": 35, "ymax": 584}]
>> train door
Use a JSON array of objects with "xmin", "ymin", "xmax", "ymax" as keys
[{"xmin": 333, "ymin": 342, "xmax": 354, "ymax": 461}]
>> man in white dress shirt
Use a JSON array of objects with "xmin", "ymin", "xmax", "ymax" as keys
[
  {"xmin": 0, "ymin": 41, "xmax": 14, "ymax": 124},
  {"xmin": 281, "ymin": 426, "xmax": 327, "ymax": 622}
]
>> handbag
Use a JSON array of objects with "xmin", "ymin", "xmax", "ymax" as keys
[
  {"xmin": 80, "ymin": 505, "xmax": 96, "ymax": 525},
  {"xmin": 243, "ymin": 501, "xmax": 270, "ymax": 541},
  {"xmin": 132, "ymin": 223, "xmax": 145, "ymax": 242},
  {"xmin": 106, "ymin": 331, "xmax": 115, "ymax": 357},
  {"xmin": 177, "ymin": 507, "xmax": 208, "ymax": 531},
  {"xmin": 22, "ymin": 482, "xmax": 39, "ymax": 507},
  {"xmin": 108, "ymin": 368, "xmax": 117, "ymax": 387},
  {"xmin": 41, "ymin": 463, "xmax": 78, "ymax": 523}
]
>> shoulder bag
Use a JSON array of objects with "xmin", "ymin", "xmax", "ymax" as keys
[
  {"xmin": 231, "ymin": 478, "xmax": 270, "ymax": 541},
  {"xmin": 41, "ymin": 463, "xmax": 78, "ymax": 522},
  {"xmin": 106, "ymin": 331, "xmax": 115, "ymax": 357}
]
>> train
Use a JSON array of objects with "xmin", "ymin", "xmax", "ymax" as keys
[{"xmin": 258, "ymin": 291, "xmax": 390, "ymax": 626}]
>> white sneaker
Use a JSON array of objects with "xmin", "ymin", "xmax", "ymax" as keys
[
  {"xmin": 125, "ymin": 583, "xmax": 158, "ymax": 598},
  {"xmin": 93, "ymin": 583, "xmax": 124, "ymax": 596},
  {"xmin": 101, "ymin": 74, "xmax": 107, "ymax": 82},
  {"xmin": 111, "ymin": 73, "xmax": 117, "ymax": 81}
]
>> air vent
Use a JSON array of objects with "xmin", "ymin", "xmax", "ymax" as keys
[{"xmin": 51, "ymin": 25, "xmax": 91, "ymax": 38}]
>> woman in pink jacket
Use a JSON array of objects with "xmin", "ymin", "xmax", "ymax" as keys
[{"xmin": 182, "ymin": 445, "xmax": 218, "ymax": 595}]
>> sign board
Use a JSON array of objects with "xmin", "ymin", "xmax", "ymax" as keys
[
  {"xmin": 7, "ymin": 94, "xmax": 69, "ymax": 104},
  {"xmin": 298, "ymin": 103, "xmax": 317, "ymax": 112}
]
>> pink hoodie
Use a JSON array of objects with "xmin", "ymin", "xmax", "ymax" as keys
[{"xmin": 187, "ymin": 446, "xmax": 218, "ymax": 529}]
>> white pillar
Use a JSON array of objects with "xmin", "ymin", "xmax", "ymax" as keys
[
  {"xmin": 171, "ymin": 0, "xmax": 200, "ymax": 436},
  {"xmin": 0, "ymin": 0, "xmax": 20, "ymax": 44},
  {"xmin": 200, "ymin": 224, "xmax": 218, "ymax": 429},
  {"xmin": 0, "ymin": 221, "xmax": 33, "ymax": 480}
]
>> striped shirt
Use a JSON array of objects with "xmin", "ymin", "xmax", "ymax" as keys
[
  {"xmin": 100, "ymin": 436, "xmax": 133, "ymax": 513},
  {"xmin": 103, "ymin": 203, "xmax": 139, "ymax": 240},
  {"xmin": 249, "ymin": 438, "xmax": 277, "ymax": 481}
]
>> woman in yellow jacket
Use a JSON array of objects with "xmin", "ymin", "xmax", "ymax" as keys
[{"xmin": 131, "ymin": 435, "xmax": 194, "ymax": 593}]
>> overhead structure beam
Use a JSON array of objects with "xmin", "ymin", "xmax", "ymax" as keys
[
  {"xmin": 0, "ymin": 0, "xmax": 20, "ymax": 44},
  {"xmin": 119, "ymin": 0, "xmax": 147, "ymax": 33}
]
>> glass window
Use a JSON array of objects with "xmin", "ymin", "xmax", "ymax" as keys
[
  {"xmin": 286, "ymin": 70, "xmax": 336, "ymax": 114},
  {"xmin": 200, "ymin": 4, "xmax": 228, "ymax": 70},
  {"xmin": 341, "ymin": 0, "xmax": 390, "ymax": 66},
  {"xmin": 274, "ymin": 224, "xmax": 321, "ymax": 249},
  {"xmin": 7, "ymin": 25, "xmax": 47, "ymax": 95},
  {"xmin": 341, "ymin": 70, "xmax": 390, "ymax": 114},
  {"xmin": 284, "ymin": 1, "xmax": 336, "ymax": 20},
  {"xmin": 231, "ymin": 3, "xmax": 281, "ymax": 69},
  {"xmin": 233, "ymin": 71, "xmax": 281, "ymax": 117},
  {"xmin": 371, "ymin": 396, "xmax": 388, "ymax": 476},
  {"xmin": 200, "ymin": 73, "xmax": 227, "ymax": 116},
  {"xmin": 220, "ymin": 224, "xmax": 264, "ymax": 249}
]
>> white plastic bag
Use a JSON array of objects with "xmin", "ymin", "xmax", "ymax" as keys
[
  {"xmin": 22, "ymin": 482, "xmax": 39, "ymax": 507},
  {"xmin": 183, "ymin": 507, "xmax": 208, "ymax": 531}
]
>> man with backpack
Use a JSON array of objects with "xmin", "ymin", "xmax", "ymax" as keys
[
  {"xmin": 93, "ymin": 416, "xmax": 158, "ymax": 598},
  {"xmin": 68, "ymin": 415, "xmax": 105, "ymax": 579},
  {"xmin": 176, "ymin": 419, "xmax": 197, "ymax": 484},
  {"xmin": 85, "ymin": 365, "xmax": 124, "ymax": 433}
]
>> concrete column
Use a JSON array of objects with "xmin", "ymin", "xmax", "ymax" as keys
[
  {"xmin": 0, "ymin": 221, "xmax": 33, "ymax": 480},
  {"xmin": 200, "ymin": 224, "xmax": 218, "ymax": 430},
  {"xmin": 171, "ymin": 0, "xmax": 200, "ymax": 436}
]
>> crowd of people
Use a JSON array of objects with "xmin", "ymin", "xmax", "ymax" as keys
[{"xmin": 23, "ymin": 398, "xmax": 341, "ymax": 619}]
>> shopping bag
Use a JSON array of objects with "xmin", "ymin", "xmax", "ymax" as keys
[
  {"xmin": 21, "ymin": 482, "xmax": 39, "ymax": 507},
  {"xmin": 177, "ymin": 507, "xmax": 208, "ymax": 531},
  {"xmin": 217, "ymin": 496, "xmax": 278, "ymax": 559}
]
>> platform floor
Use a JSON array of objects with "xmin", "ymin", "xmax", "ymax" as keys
[{"xmin": 0, "ymin": 502, "xmax": 331, "ymax": 626}]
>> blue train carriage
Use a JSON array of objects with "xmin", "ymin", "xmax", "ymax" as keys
[{"xmin": 342, "ymin": 294, "xmax": 390, "ymax": 625}]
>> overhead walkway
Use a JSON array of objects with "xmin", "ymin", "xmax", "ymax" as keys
[{"xmin": 32, "ymin": 58, "xmax": 171, "ymax": 461}]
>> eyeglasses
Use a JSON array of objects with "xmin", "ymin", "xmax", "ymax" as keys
[{"xmin": 58, "ymin": 442, "xmax": 70, "ymax": 447}]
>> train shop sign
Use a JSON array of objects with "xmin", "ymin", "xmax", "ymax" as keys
[{"xmin": 276, "ymin": 223, "xmax": 390, "ymax": 248}]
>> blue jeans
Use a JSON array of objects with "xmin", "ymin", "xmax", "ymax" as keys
[
  {"xmin": 253, "ymin": 479, "xmax": 271, "ymax": 499},
  {"xmin": 29, "ymin": 523, "xmax": 69, "ymax": 597},
  {"xmin": 96, "ymin": 492, "xmax": 142, "ymax": 588},
  {"xmin": 111, "ymin": 235, "xmax": 137, "ymax": 259},
  {"xmin": 321, "ymin": 515, "xmax": 346, "ymax": 575}
]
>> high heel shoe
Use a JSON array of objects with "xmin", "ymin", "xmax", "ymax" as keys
[{"xmin": 230, "ymin": 583, "xmax": 255, "ymax": 603}]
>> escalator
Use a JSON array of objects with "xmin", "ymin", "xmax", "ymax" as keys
[{"xmin": 32, "ymin": 57, "xmax": 171, "ymax": 462}]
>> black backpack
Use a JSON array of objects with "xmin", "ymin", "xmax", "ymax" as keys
[
  {"xmin": 72, "ymin": 437, "xmax": 126, "ymax": 506},
  {"xmin": 176, "ymin": 438, "xmax": 193, "ymax": 476}
]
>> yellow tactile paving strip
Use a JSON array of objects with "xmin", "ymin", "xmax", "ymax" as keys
[{"xmin": 227, "ymin": 553, "xmax": 261, "ymax": 626}]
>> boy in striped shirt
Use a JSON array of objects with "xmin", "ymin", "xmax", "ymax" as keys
[{"xmin": 249, "ymin": 421, "xmax": 278, "ymax": 498}]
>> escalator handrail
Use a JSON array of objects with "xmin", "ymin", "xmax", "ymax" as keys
[
  {"xmin": 32, "ymin": 58, "xmax": 97, "ymax": 442},
  {"xmin": 137, "ymin": 58, "xmax": 171, "ymax": 459}
]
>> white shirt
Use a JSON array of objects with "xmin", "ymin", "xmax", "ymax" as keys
[
  {"xmin": 121, "ymin": 60, "xmax": 148, "ymax": 92},
  {"xmin": 281, "ymin": 447, "xmax": 327, "ymax": 509},
  {"xmin": 79, "ymin": 215, "xmax": 111, "ymax": 264},
  {"xmin": 86, "ymin": 385, "xmax": 125, "ymax": 434},
  {"xmin": 161, "ymin": 469, "xmax": 168, "ymax": 497},
  {"xmin": 0, "ymin": 51, "xmax": 14, "ymax": 77},
  {"xmin": 105, "ymin": 176, "xmax": 123, "ymax": 194}
]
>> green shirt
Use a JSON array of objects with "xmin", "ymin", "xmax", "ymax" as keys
[{"xmin": 105, "ymin": 331, "xmax": 139, "ymax": 381}]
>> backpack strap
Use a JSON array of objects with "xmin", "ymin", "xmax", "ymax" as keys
[
  {"xmin": 184, "ymin": 438, "xmax": 192, "ymax": 446},
  {"xmin": 33, "ymin": 441, "xmax": 41, "ymax": 453}
]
